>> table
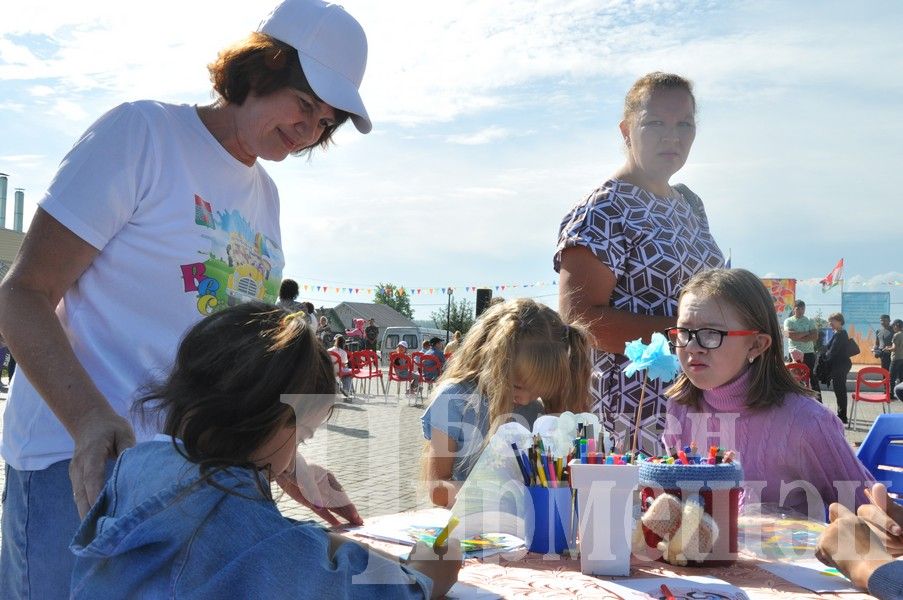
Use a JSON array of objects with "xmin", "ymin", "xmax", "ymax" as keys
[{"xmin": 347, "ymin": 510, "xmax": 876, "ymax": 600}]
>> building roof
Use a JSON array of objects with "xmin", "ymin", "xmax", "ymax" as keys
[
  {"xmin": 327, "ymin": 301, "xmax": 416, "ymax": 330},
  {"xmin": 0, "ymin": 228, "xmax": 25, "ymax": 266}
]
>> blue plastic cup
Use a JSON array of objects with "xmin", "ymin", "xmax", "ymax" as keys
[{"xmin": 525, "ymin": 486, "xmax": 573, "ymax": 554}]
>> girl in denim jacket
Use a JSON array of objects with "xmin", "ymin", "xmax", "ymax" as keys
[{"xmin": 71, "ymin": 302, "xmax": 460, "ymax": 599}]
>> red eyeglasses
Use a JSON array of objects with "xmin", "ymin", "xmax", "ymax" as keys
[{"xmin": 664, "ymin": 327, "xmax": 759, "ymax": 349}]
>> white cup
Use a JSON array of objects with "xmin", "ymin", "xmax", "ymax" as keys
[{"xmin": 569, "ymin": 460, "xmax": 639, "ymax": 576}]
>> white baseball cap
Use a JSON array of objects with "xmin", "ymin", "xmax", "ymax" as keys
[
  {"xmin": 259, "ymin": 0, "xmax": 371, "ymax": 134},
  {"xmin": 397, "ymin": 341, "xmax": 408, "ymax": 348}
]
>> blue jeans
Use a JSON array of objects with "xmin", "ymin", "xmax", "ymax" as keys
[{"xmin": 0, "ymin": 460, "xmax": 108, "ymax": 599}]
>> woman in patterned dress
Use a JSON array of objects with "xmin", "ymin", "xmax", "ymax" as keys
[{"xmin": 554, "ymin": 72, "xmax": 724, "ymax": 453}]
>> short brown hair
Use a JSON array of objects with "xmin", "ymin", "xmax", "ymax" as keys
[
  {"xmin": 208, "ymin": 32, "xmax": 348, "ymax": 152},
  {"xmin": 135, "ymin": 302, "xmax": 335, "ymax": 495},
  {"xmin": 667, "ymin": 268, "xmax": 814, "ymax": 410},
  {"xmin": 828, "ymin": 312, "xmax": 845, "ymax": 326},
  {"xmin": 623, "ymin": 72, "xmax": 696, "ymax": 124}
]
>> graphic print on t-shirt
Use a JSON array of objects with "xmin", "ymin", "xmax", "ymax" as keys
[
  {"xmin": 180, "ymin": 195, "xmax": 282, "ymax": 315},
  {"xmin": 194, "ymin": 194, "xmax": 215, "ymax": 228}
]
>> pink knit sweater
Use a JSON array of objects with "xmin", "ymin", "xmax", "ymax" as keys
[{"xmin": 664, "ymin": 368, "xmax": 874, "ymax": 517}]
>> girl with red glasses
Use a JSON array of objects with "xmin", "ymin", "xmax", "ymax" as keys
[{"xmin": 662, "ymin": 268, "xmax": 873, "ymax": 517}]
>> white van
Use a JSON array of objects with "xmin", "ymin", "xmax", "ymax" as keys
[{"xmin": 380, "ymin": 326, "xmax": 451, "ymax": 364}]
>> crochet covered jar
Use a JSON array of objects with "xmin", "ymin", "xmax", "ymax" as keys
[{"xmin": 637, "ymin": 460, "xmax": 744, "ymax": 566}]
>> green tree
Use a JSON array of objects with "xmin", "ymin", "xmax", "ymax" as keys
[
  {"xmin": 373, "ymin": 282, "xmax": 414, "ymax": 320},
  {"xmin": 431, "ymin": 298, "xmax": 476, "ymax": 335}
]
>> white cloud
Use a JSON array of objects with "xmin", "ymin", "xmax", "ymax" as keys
[
  {"xmin": 0, "ymin": 154, "xmax": 45, "ymax": 166},
  {"xmin": 446, "ymin": 126, "xmax": 514, "ymax": 145},
  {"xmin": 28, "ymin": 85, "xmax": 54, "ymax": 97},
  {"xmin": 2, "ymin": 0, "xmax": 902, "ymax": 318},
  {"xmin": 49, "ymin": 98, "xmax": 88, "ymax": 121}
]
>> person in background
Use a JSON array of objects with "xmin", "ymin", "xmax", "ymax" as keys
[
  {"xmin": 392, "ymin": 341, "xmax": 417, "ymax": 395},
  {"xmin": 887, "ymin": 319, "xmax": 903, "ymax": 392},
  {"xmin": 555, "ymin": 72, "xmax": 723, "ymax": 453},
  {"xmin": 783, "ymin": 299, "xmax": 821, "ymax": 400},
  {"xmin": 365, "ymin": 318, "xmax": 379, "ymax": 351},
  {"xmin": 302, "ymin": 301, "xmax": 318, "ymax": 330},
  {"xmin": 444, "ymin": 331, "xmax": 462, "ymax": 355},
  {"xmin": 874, "ymin": 314, "xmax": 894, "ymax": 373},
  {"xmin": 0, "ymin": 0, "xmax": 372, "ymax": 595},
  {"xmin": 328, "ymin": 335, "xmax": 355, "ymax": 400},
  {"xmin": 277, "ymin": 279, "xmax": 305, "ymax": 312},
  {"xmin": 344, "ymin": 318, "xmax": 366, "ymax": 351},
  {"xmin": 421, "ymin": 299, "xmax": 592, "ymax": 508},
  {"xmin": 664, "ymin": 269, "xmax": 872, "ymax": 516},
  {"xmin": 824, "ymin": 312, "xmax": 853, "ymax": 424},
  {"xmin": 316, "ymin": 315, "xmax": 334, "ymax": 346},
  {"xmin": 427, "ymin": 337, "xmax": 446, "ymax": 368}
]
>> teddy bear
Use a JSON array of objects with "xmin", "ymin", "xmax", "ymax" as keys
[{"xmin": 631, "ymin": 493, "xmax": 719, "ymax": 566}]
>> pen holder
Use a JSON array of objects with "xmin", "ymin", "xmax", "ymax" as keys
[
  {"xmin": 568, "ymin": 460, "xmax": 639, "ymax": 576},
  {"xmin": 638, "ymin": 460, "xmax": 743, "ymax": 566},
  {"xmin": 524, "ymin": 485, "xmax": 573, "ymax": 554}
]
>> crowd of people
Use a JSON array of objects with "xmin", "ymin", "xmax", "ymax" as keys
[{"xmin": 0, "ymin": 0, "xmax": 899, "ymax": 597}]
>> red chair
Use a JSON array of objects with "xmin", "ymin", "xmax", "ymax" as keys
[
  {"xmin": 350, "ymin": 350, "xmax": 387, "ymax": 399},
  {"xmin": 387, "ymin": 352, "xmax": 415, "ymax": 402},
  {"xmin": 849, "ymin": 367, "xmax": 892, "ymax": 429},
  {"xmin": 786, "ymin": 362, "xmax": 811, "ymax": 389},
  {"xmin": 412, "ymin": 353, "xmax": 442, "ymax": 404},
  {"xmin": 328, "ymin": 350, "xmax": 354, "ymax": 398}
]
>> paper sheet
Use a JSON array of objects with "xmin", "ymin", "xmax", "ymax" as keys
[
  {"xmin": 598, "ymin": 576, "xmax": 750, "ymax": 600},
  {"xmin": 346, "ymin": 510, "xmax": 525, "ymax": 559},
  {"xmin": 759, "ymin": 559, "xmax": 861, "ymax": 594},
  {"xmin": 446, "ymin": 581, "xmax": 503, "ymax": 599}
]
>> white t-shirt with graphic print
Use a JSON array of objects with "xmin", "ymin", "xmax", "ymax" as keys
[{"xmin": 1, "ymin": 101, "xmax": 285, "ymax": 470}]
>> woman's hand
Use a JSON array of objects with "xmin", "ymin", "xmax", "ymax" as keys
[
  {"xmin": 405, "ymin": 539, "xmax": 463, "ymax": 600},
  {"xmin": 276, "ymin": 458, "xmax": 363, "ymax": 526},
  {"xmin": 817, "ymin": 503, "xmax": 895, "ymax": 590},
  {"xmin": 0, "ymin": 209, "xmax": 133, "ymax": 518},
  {"xmin": 859, "ymin": 483, "xmax": 903, "ymax": 557},
  {"xmin": 69, "ymin": 408, "xmax": 136, "ymax": 517}
]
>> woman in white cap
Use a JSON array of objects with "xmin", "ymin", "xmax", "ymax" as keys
[{"xmin": 0, "ymin": 1, "xmax": 370, "ymax": 596}]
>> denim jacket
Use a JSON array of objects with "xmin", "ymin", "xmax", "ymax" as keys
[{"xmin": 70, "ymin": 440, "xmax": 431, "ymax": 599}]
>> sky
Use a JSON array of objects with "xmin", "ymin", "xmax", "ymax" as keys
[{"xmin": 1, "ymin": 0, "xmax": 901, "ymax": 319}]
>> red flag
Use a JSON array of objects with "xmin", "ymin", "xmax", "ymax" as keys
[{"xmin": 819, "ymin": 258, "xmax": 844, "ymax": 292}]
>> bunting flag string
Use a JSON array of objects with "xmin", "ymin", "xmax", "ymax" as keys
[
  {"xmin": 294, "ymin": 274, "xmax": 903, "ymax": 298},
  {"xmin": 296, "ymin": 279, "xmax": 560, "ymax": 297}
]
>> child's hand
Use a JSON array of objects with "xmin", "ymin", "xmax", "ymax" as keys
[
  {"xmin": 405, "ymin": 539, "xmax": 463, "ymax": 600},
  {"xmin": 817, "ymin": 508, "xmax": 894, "ymax": 591},
  {"xmin": 277, "ymin": 459, "xmax": 363, "ymax": 526},
  {"xmin": 860, "ymin": 483, "xmax": 903, "ymax": 557}
]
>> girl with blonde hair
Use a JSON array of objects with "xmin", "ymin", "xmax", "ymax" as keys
[{"xmin": 421, "ymin": 298, "xmax": 592, "ymax": 507}]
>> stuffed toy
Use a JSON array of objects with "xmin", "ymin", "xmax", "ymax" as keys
[{"xmin": 632, "ymin": 493, "xmax": 719, "ymax": 566}]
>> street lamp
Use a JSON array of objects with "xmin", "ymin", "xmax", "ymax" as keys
[{"xmin": 446, "ymin": 287, "xmax": 453, "ymax": 344}]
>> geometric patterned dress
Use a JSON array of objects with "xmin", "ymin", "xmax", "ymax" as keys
[{"xmin": 554, "ymin": 179, "xmax": 724, "ymax": 454}]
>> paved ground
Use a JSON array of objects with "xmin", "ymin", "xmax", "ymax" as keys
[{"xmin": 0, "ymin": 374, "xmax": 896, "ymax": 540}]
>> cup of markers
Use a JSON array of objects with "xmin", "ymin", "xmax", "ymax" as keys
[
  {"xmin": 511, "ymin": 438, "xmax": 574, "ymax": 554},
  {"xmin": 637, "ymin": 443, "xmax": 743, "ymax": 566}
]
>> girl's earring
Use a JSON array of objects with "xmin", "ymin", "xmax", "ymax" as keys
[{"xmin": 748, "ymin": 356, "xmax": 755, "ymax": 364}]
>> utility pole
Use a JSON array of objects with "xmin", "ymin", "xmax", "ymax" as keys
[{"xmin": 446, "ymin": 288, "xmax": 453, "ymax": 344}]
